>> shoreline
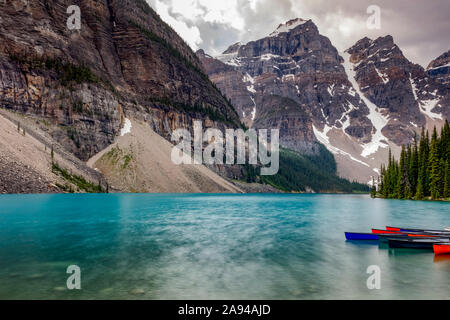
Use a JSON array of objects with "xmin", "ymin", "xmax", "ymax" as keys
[{"xmin": 372, "ymin": 194, "xmax": 450, "ymax": 202}]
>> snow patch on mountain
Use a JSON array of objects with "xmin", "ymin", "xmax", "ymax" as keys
[
  {"xmin": 427, "ymin": 62, "xmax": 450, "ymax": 71},
  {"xmin": 410, "ymin": 76, "xmax": 443, "ymax": 120},
  {"xmin": 341, "ymin": 52, "xmax": 389, "ymax": 158},
  {"xmin": 340, "ymin": 101, "xmax": 357, "ymax": 133},
  {"xmin": 269, "ymin": 18, "xmax": 308, "ymax": 37},
  {"xmin": 242, "ymin": 73, "xmax": 256, "ymax": 93},
  {"xmin": 260, "ymin": 53, "xmax": 280, "ymax": 61},
  {"xmin": 282, "ymin": 74, "xmax": 295, "ymax": 82},
  {"xmin": 120, "ymin": 118, "xmax": 132, "ymax": 136},
  {"xmin": 419, "ymin": 99, "xmax": 443, "ymax": 120},
  {"xmin": 313, "ymin": 125, "xmax": 370, "ymax": 167},
  {"xmin": 243, "ymin": 73, "xmax": 254, "ymax": 83},
  {"xmin": 247, "ymin": 85, "xmax": 256, "ymax": 93},
  {"xmin": 250, "ymin": 97, "xmax": 257, "ymax": 121},
  {"xmin": 410, "ymin": 77, "xmax": 419, "ymax": 100},
  {"xmin": 327, "ymin": 84, "xmax": 335, "ymax": 96},
  {"xmin": 216, "ymin": 52, "xmax": 241, "ymax": 66},
  {"xmin": 374, "ymin": 67, "xmax": 389, "ymax": 84}
]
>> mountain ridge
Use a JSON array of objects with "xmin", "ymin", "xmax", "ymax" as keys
[{"xmin": 197, "ymin": 18, "xmax": 449, "ymax": 183}]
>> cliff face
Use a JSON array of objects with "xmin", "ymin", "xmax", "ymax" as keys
[
  {"xmin": 0, "ymin": 0, "xmax": 240, "ymax": 161},
  {"xmin": 196, "ymin": 49, "xmax": 255, "ymax": 127}
]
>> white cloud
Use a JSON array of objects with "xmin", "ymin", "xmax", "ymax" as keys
[
  {"xmin": 149, "ymin": 0, "xmax": 450, "ymax": 66},
  {"xmin": 153, "ymin": 0, "xmax": 203, "ymax": 50},
  {"xmin": 248, "ymin": 0, "xmax": 260, "ymax": 11},
  {"xmin": 150, "ymin": 0, "xmax": 246, "ymax": 51},
  {"xmin": 169, "ymin": 0, "xmax": 205, "ymax": 18},
  {"xmin": 168, "ymin": 0, "xmax": 245, "ymax": 30}
]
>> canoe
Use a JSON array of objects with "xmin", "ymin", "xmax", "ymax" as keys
[
  {"xmin": 346, "ymin": 229, "xmax": 450, "ymax": 242},
  {"xmin": 388, "ymin": 238, "xmax": 450, "ymax": 250},
  {"xmin": 386, "ymin": 226, "xmax": 408, "ymax": 231},
  {"xmin": 377, "ymin": 234, "xmax": 432, "ymax": 242},
  {"xmin": 372, "ymin": 228, "xmax": 440, "ymax": 236},
  {"xmin": 386, "ymin": 226, "xmax": 450, "ymax": 234},
  {"xmin": 345, "ymin": 232, "xmax": 379, "ymax": 240},
  {"xmin": 346, "ymin": 232, "xmax": 443, "ymax": 241},
  {"xmin": 378, "ymin": 234, "xmax": 446, "ymax": 244},
  {"xmin": 433, "ymin": 243, "xmax": 450, "ymax": 255},
  {"xmin": 372, "ymin": 229, "xmax": 404, "ymax": 234}
]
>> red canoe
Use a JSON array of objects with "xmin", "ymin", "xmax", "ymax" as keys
[
  {"xmin": 386, "ymin": 226, "xmax": 450, "ymax": 234},
  {"xmin": 372, "ymin": 229, "xmax": 441, "ymax": 238},
  {"xmin": 372, "ymin": 229, "xmax": 403, "ymax": 234},
  {"xmin": 433, "ymin": 243, "xmax": 450, "ymax": 255},
  {"xmin": 386, "ymin": 227, "xmax": 402, "ymax": 231}
]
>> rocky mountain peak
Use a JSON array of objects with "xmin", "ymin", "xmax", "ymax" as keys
[
  {"xmin": 346, "ymin": 35, "xmax": 400, "ymax": 64},
  {"xmin": 427, "ymin": 50, "xmax": 450, "ymax": 69},
  {"xmin": 427, "ymin": 50, "xmax": 450, "ymax": 85},
  {"xmin": 223, "ymin": 42, "xmax": 243, "ymax": 55},
  {"xmin": 200, "ymin": 17, "xmax": 374, "ymax": 160},
  {"xmin": 196, "ymin": 49, "xmax": 213, "ymax": 59},
  {"xmin": 344, "ymin": 34, "xmax": 448, "ymax": 147},
  {"xmin": 269, "ymin": 18, "xmax": 312, "ymax": 37}
]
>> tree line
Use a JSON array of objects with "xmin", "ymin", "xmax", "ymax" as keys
[
  {"xmin": 373, "ymin": 120, "xmax": 449, "ymax": 200},
  {"xmin": 262, "ymin": 147, "xmax": 370, "ymax": 193}
]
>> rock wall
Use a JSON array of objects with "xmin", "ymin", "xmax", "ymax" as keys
[{"xmin": 0, "ymin": 0, "xmax": 240, "ymax": 161}]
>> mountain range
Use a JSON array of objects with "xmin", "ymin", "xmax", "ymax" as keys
[
  {"xmin": 197, "ymin": 18, "xmax": 449, "ymax": 183},
  {"xmin": 0, "ymin": 1, "xmax": 447, "ymax": 193}
]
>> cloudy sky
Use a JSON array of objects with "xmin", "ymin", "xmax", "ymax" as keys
[{"xmin": 145, "ymin": 0, "xmax": 449, "ymax": 67}]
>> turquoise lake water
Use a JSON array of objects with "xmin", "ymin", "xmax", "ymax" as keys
[{"xmin": 0, "ymin": 194, "xmax": 449, "ymax": 300}]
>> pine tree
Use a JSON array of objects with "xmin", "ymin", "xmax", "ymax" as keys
[
  {"xmin": 444, "ymin": 120, "xmax": 450, "ymax": 160},
  {"xmin": 429, "ymin": 127, "xmax": 441, "ymax": 200},
  {"xmin": 396, "ymin": 146, "xmax": 405, "ymax": 199},
  {"xmin": 409, "ymin": 135, "xmax": 419, "ymax": 194},
  {"xmin": 371, "ymin": 177, "xmax": 377, "ymax": 198},
  {"xmin": 440, "ymin": 159, "xmax": 446, "ymax": 197},
  {"xmin": 418, "ymin": 129, "xmax": 431, "ymax": 197},
  {"xmin": 444, "ymin": 160, "xmax": 450, "ymax": 199},
  {"xmin": 415, "ymin": 178, "xmax": 424, "ymax": 200},
  {"xmin": 388, "ymin": 149, "xmax": 397, "ymax": 198},
  {"xmin": 380, "ymin": 165, "xmax": 386, "ymax": 197}
]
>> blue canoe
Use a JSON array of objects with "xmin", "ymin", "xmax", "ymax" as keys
[{"xmin": 345, "ymin": 232, "xmax": 379, "ymax": 240}]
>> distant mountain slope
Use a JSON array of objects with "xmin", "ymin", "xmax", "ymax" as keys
[{"xmin": 262, "ymin": 147, "xmax": 370, "ymax": 193}]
